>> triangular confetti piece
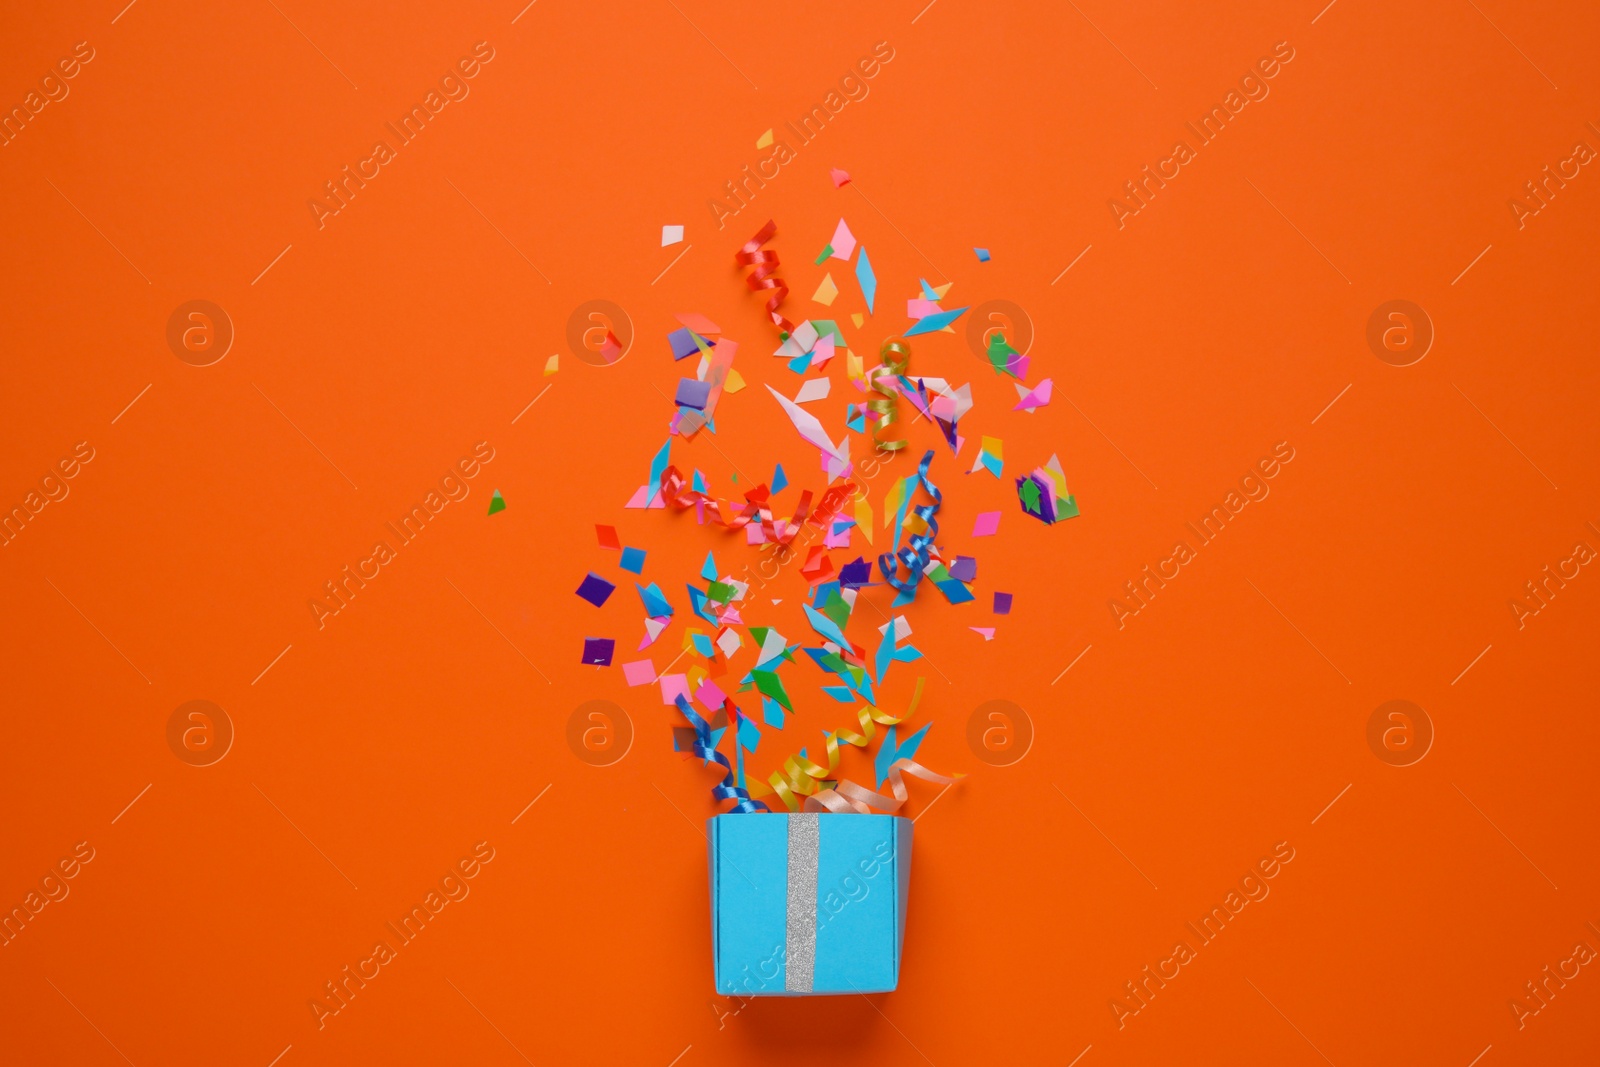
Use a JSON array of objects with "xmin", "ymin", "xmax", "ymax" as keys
[
  {"xmin": 756, "ymin": 129, "xmax": 774, "ymax": 149},
  {"xmin": 830, "ymin": 167, "xmax": 851, "ymax": 187},
  {"xmin": 812, "ymin": 272, "xmax": 839, "ymax": 306},
  {"xmin": 543, "ymin": 353, "xmax": 559, "ymax": 376},
  {"xmin": 487, "ymin": 489, "xmax": 506, "ymax": 515}
]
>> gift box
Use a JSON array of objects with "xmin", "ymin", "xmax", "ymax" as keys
[{"xmin": 708, "ymin": 812, "xmax": 912, "ymax": 995}]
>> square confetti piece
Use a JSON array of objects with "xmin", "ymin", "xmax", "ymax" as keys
[
  {"xmin": 619, "ymin": 547, "xmax": 646, "ymax": 574},
  {"xmin": 582, "ymin": 637, "xmax": 615, "ymax": 666},
  {"xmin": 576, "ymin": 572, "xmax": 616, "ymax": 607}
]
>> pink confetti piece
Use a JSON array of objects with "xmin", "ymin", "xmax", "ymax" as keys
[
  {"xmin": 623, "ymin": 660, "xmax": 657, "ymax": 686},
  {"xmin": 973, "ymin": 511, "xmax": 1001, "ymax": 537},
  {"xmin": 659, "ymin": 673, "xmax": 690, "ymax": 706},
  {"xmin": 830, "ymin": 167, "xmax": 851, "ymax": 187},
  {"xmin": 969, "ymin": 627, "xmax": 996, "ymax": 641}
]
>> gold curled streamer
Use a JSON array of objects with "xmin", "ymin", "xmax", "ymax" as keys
[
  {"xmin": 803, "ymin": 758, "xmax": 963, "ymax": 814},
  {"xmin": 867, "ymin": 338, "xmax": 911, "ymax": 452},
  {"xmin": 749, "ymin": 678, "xmax": 925, "ymax": 811}
]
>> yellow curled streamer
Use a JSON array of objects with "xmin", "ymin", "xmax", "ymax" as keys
[
  {"xmin": 867, "ymin": 338, "xmax": 912, "ymax": 452},
  {"xmin": 750, "ymin": 678, "xmax": 925, "ymax": 811}
]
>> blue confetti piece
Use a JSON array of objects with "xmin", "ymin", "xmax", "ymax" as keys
[
  {"xmin": 855, "ymin": 246, "xmax": 877, "ymax": 314},
  {"xmin": 974, "ymin": 247, "xmax": 991, "ymax": 262},
  {"xmin": 904, "ymin": 306, "xmax": 970, "ymax": 337},
  {"xmin": 771, "ymin": 464, "xmax": 788, "ymax": 494},
  {"xmin": 619, "ymin": 547, "xmax": 646, "ymax": 574}
]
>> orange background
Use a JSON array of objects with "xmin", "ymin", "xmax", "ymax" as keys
[{"xmin": 3, "ymin": 1, "xmax": 1599, "ymax": 1064}]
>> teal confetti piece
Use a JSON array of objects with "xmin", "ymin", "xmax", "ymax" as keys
[
  {"xmin": 855, "ymin": 247, "xmax": 877, "ymax": 314},
  {"xmin": 904, "ymin": 306, "xmax": 970, "ymax": 337}
]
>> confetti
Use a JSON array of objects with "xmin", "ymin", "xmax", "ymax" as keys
[
  {"xmin": 756, "ymin": 129, "xmax": 774, "ymax": 149},
  {"xmin": 662, "ymin": 224, "xmax": 684, "ymax": 246},
  {"xmin": 994, "ymin": 592, "xmax": 1013, "ymax": 614},
  {"xmin": 855, "ymin": 246, "xmax": 877, "ymax": 313},
  {"xmin": 974, "ymin": 247, "xmax": 991, "ymax": 262},
  {"xmin": 828, "ymin": 218, "xmax": 857, "ymax": 260},
  {"xmin": 830, "ymin": 167, "xmax": 851, "ymax": 187},
  {"xmin": 620, "ymin": 547, "xmax": 646, "ymax": 573},
  {"xmin": 596, "ymin": 525, "xmax": 621, "ymax": 550},
  {"xmin": 969, "ymin": 627, "xmax": 996, "ymax": 640},
  {"xmin": 972, "ymin": 511, "xmax": 1000, "ymax": 537},
  {"xmin": 794, "ymin": 377, "xmax": 831, "ymax": 404},
  {"xmin": 904, "ymin": 306, "xmax": 969, "ymax": 337},
  {"xmin": 576, "ymin": 572, "xmax": 616, "ymax": 607},
  {"xmin": 487, "ymin": 489, "xmax": 506, "ymax": 515},
  {"xmin": 1014, "ymin": 378, "xmax": 1053, "ymax": 412},
  {"xmin": 623, "ymin": 659, "xmax": 657, "ymax": 686},
  {"xmin": 812, "ymin": 272, "xmax": 839, "ymax": 306},
  {"xmin": 582, "ymin": 637, "xmax": 615, "ymax": 666},
  {"xmin": 544, "ymin": 354, "xmax": 559, "ymax": 376}
]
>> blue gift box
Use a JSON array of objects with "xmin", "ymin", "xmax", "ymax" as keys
[{"xmin": 708, "ymin": 812, "xmax": 912, "ymax": 996}]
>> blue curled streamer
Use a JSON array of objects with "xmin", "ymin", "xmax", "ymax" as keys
[
  {"xmin": 674, "ymin": 694, "xmax": 770, "ymax": 813},
  {"xmin": 876, "ymin": 450, "xmax": 942, "ymax": 599}
]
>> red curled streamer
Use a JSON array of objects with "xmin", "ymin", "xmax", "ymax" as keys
[
  {"xmin": 735, "ymin": 219, "xmax": 793, "ymax": 336},
  {"xmin": 659, "ymin": 467, "xmax": 855, "ymax": 547}
]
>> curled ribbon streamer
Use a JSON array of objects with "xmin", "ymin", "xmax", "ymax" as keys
[
  {"xmin": 876, "ymin": 450, "xmax": 942, "ymax": 597},
  {"xmin": 803, "ymin": 758, "xmax": 963, "ymax": 814},
  {"xmin": 867, "ymin": 338, "xmax": 912, "ymax": 452},
  {"xmin": 735, "ymin": 219, "xmax": 793, "ymax": 335},
  {"xmin": 660, "ymin": 467, "xmax": 856, "ymax": 548},
  {"xmin": 674, "ymin": 694, "xmax": 769, "ymax": 813},
  {"xmin": 749, "ymin": 679, "xmax": 925, "ymax": 811}
]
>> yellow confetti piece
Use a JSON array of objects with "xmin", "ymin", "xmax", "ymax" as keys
[
  {"xmin": 756, "ymin": 128, "xmax": 774, "ymax": 149},
  {"xmin": 812, "ymin": 272, "xmax": 839, "ymax": 306},
  {"xmin": 883, "ymin": 476, "xmax": 906, "ymax": 528},
  {"xmin": 851, "ymin": 312, "xmax": 865, "ymax": 328},
  {"xmin": 544, "ymin": 353, "xmax": 559, "ymax": 376},
  {"xmin": 854, "ymin": 492, "xmax": 873, "ymax": 545},
  {"xmin": 847, "ymin": 350, "xmax": 865, "ymax": 386},
  {"xmin": 724, "ymin": 368, "xmax": 746, "ymax": 393},
  {"xmin": 931, "ymin": 282, "xmax": 953, "ymax": 300},
  {"xmin": 981, "ymin": 435, "xmax": 1003, "ymax": 459}
]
